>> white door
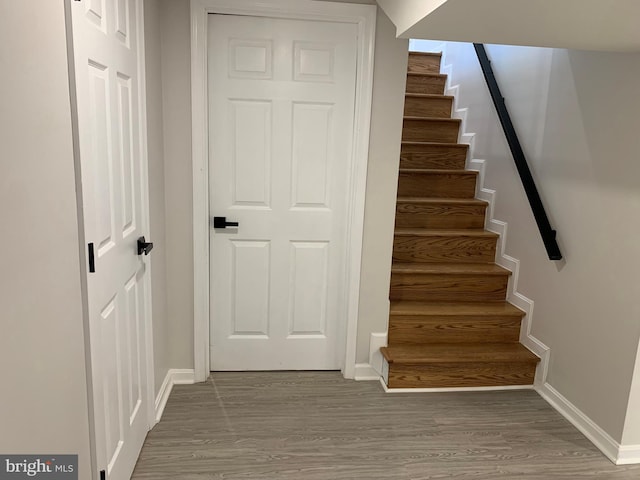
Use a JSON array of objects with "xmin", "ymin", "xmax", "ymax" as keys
[
  {"xmin": 70, "ymin": 1, "xmax": 150, "ymax": 478},
  {"xmin": 208, "ymin": 14, "xmax": 358, "ymax": 371}
]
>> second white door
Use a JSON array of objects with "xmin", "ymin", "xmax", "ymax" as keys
[{"xmin": 208, "ymin": 14, "xmax": 358, "ymax": 370}]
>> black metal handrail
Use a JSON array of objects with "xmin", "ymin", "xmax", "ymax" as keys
[{"xmin": 473, "ymin": 43, "xmax": 562, "ymax": 260}]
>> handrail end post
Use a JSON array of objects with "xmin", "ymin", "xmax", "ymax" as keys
[{"xmin": 545, "ymin": 231, "xmax": 562, "ymax": 260}]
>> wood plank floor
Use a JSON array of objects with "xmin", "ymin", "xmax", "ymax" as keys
[{"xmin": 132, "ymin": 372, "xmax": 640, "ymax": 479}]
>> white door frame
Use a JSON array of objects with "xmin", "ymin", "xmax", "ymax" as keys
[{"xmin": 190, "ymin": 0, "xmax": 376, "ymax": 382}]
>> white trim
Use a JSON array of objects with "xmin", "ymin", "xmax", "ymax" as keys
[
  {"xmin": 368, "ymin": 332, "xmax": 388, "ymax": 377},
  {"xmin": 154, "ymin": 371, "xmax": 173, "ymax": 424},
  {"xmin": 354, "ymin": 363, "xmax": 380, "ymax": 381},
  {"xmin": 154, "ymin": 369, "xmax": 196, "ymax": 424},
  {"xmin": 171, "ymin": 369, "xmax": 197, "ymax": 385},
  {"xmin": 617, "ymin": 445, "xmax": 640, "ymax": 465},
  {"xmin": 380, "ymin": 377, "xmax": 534, "ymax": 394},
  {"xmin": 190, "ymin": 0, "xmax": 210, "ymax": 384},
  {"xmin": 190, "ymin": 0, "xmax": 376, "ymax": 381}
]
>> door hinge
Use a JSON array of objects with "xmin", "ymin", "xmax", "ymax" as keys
[
  {"xmin": 100, "ymin": 470, "xmax": 106, "ymax": 480},
  {"xmin": 88, "ymin": 242, "xmax": 95, "ymax": 273}
]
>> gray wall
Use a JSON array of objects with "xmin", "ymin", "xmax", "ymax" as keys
[
  {"xmin": 356, "ymin": 11, "xmax": 408, "ymax": 364},
  {"xmin": 486, "ymin": 47, "xmax": 640, "ymax": 444},
  {"xmin": 144, "ymin": 0, "xmax": 171, "ymax": 396},
  {"xmin": 533, "ymin": 48, "xmax": 640, "ymax": 444},
  {"xmin": 0, "ymin": 1, "xmax": 92, "ymax": 477},
  {"xmin": 159, "ymin": 0, "xmax": 195, "ymax": 369},
  {"xmin": 156, "ymin": 0, "xmax": 408, "ymax": 371}
]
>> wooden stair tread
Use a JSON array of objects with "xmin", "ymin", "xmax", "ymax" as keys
[
  {"xmin": 396, "ymin": 197, "xmax": 487, "ymax": 206},
  {"xmin": 399, "ymin": 168, "xmax": 477, "ymax": 175},
  {"xmin": 390, "ymin": 301, "xmax": 524, "ymax": 316},
  {"xmin": 381, "ymin": 343, "xmax": 539, "ymax": 364},
  {"xmin": 409, "ymin": 51, "xmax": 442, "ymax": 57},
  {"xmin": 405, "ymin": 93, "xmax": 454, "ymax": 100},
  {"xmin": 391, "ymin": 262, "xmax": 511, "ymax": 275},
  {"xmin": 407, "ymin": 72, "xmax": 447, "ymax": 78},
  {"xmin": 404, "ymin": 116, "xmax": 460, "ymax": 122},
  {"xmin": 394, "ymin": 228, "xmax": 498, "ymax": 238},
  {"xmin": 402, "ymin": 141, "xmax": 467, "ymax": 148}
]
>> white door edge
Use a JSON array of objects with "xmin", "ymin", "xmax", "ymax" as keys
[
  {"xmin": 63, "ymin": 4, "xmax": 99, "ymax": 477},
  {"xmin": 190, "ymin": 0, "xmax": 377, "ymax": 382}
]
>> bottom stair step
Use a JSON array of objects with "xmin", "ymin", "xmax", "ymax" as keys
[{"xmin": 381, "ymin": 343, "xmax": 539, "ymax": 388}]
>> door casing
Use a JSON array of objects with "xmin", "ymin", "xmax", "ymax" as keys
[{"xmin": 190, "ymin": 0, "xmax": 377, "ymax": 382}]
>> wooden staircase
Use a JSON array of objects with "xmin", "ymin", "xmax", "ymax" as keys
[{"xmin": 381, "ymin": 52, "xmax": 540, "ymax": 389}]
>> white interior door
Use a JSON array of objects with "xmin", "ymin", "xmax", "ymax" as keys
[
  {"xmin": 70, "ymin": 1, "xmax": 150, "ymax": 478},
  {"xmin": 208, "ymin": 14, "xmax": 358, "ymax": 371}
]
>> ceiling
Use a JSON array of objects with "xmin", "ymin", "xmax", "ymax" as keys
[{"xmin": 377, "ymin": 0, "xmax": 640, "ymax": 52}]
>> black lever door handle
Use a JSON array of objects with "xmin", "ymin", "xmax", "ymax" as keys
[
  {"xmin": 137, "ymin": 236, "xmax": 154, "ymax": 255},
  {"xmin": 213, "ymin": 216, "xmax": 239, "ymax": 229}
]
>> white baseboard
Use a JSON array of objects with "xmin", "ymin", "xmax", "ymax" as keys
[
  {"xmin": 354, "ymin": 363, "xmax": 380, "ymax": 381},
  {"xmin": 154, "ymin": 368, "xmax": 195, "ymax": 424},
  {"xmin": 536, "ymin": 382, "xmax": 627, "ymax": 464},
  {"xmin": 368, "ymin": 332, "xmax": 387, "ymax": 375},
  {"xmin": 617, "ymin": 445, "xmax": 640, "ymax": 465},
  {"xmin": 353, "ymin": 332, "xmax": 388, "ymax": 381}
]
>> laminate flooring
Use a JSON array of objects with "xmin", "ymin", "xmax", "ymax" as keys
[{"xmin": 131, "ymin": 372, "xmax": 640, "ymax": 479}]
